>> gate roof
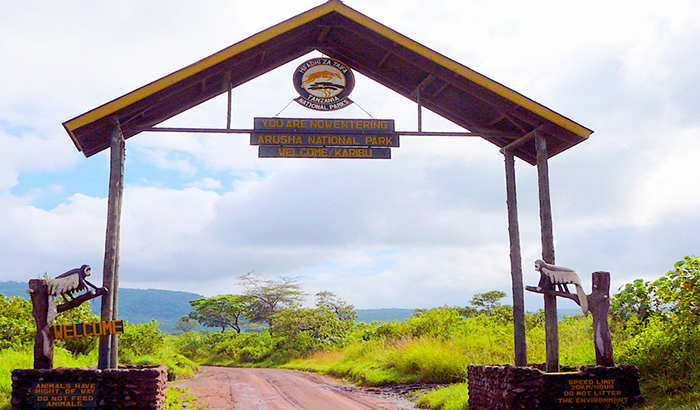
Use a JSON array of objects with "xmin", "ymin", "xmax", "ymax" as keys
[{"xmin": 63, "ymin": 0, "xmax": 592, "ymax": 164}]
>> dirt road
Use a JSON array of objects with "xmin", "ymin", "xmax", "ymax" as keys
[{"xmin": 171, "ymin": 366, "xmax": 415, "ymax": 410}]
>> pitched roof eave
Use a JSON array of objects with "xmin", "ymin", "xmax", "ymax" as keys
[{"xmin": 63, "ymin": 0, "xmax": 592, "ymax": 163}]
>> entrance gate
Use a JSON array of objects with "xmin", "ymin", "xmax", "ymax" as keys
[{"xmin": 62, "ymin": 0, "xmax": 593, "ymax": 371}]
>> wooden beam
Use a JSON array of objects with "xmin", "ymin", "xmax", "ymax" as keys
[
  {"xmin": 504, "ymin": 150, "xmax": 527, "ymax": 366},
  {"xmin": 431, "ymin": 81, "xmax": 449, "ymax": 99},
  {"xmin": 537, "ymin": 132, "xmax": 555, "ymax": 263},
  {"xmin": 410, "ymin": 75, "xmax": 436, "ymax": 98},
  {"xmin": 589, "ymin": 271, "xmax": 614, "ymax": 366},
  {"xmin": 56, "ymin": 287, "xmax": 109, "ymax": 314},
  {"xmin": 499, "ymin": 124, "xmax": 546, "ymax": 154},
  {"xmin": 536, "ymin": 131, "xmax": 558, "ymax": 372},
  {"xmin": 29, "ymin": 279, "xmax": 55, "ymax": 369},
  {"xmin": 377, "ymin": 50, "xmax": 392, "ymax": 69},
  {"xmin": 144, "ymin": 127, "xmax": 483, "ymax": 137},
  {"xmin": 98, "ymin": 118, "xmax": 125, "ymax": 370},
  {"xmin": 316, "ymin": 25, "xmax": 332, "ymax": 42},
  {"xmin": 526, "ymin": 285, "xmax": 580, "ymax": 305}
]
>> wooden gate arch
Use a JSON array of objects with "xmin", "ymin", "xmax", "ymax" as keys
[{"xmin": 63, "ymin": 0, "xmax": 593, "ymax": 370}]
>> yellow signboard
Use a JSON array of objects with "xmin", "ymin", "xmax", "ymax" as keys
[{"xmin": 51, "ymin": 320, "xmax": 124, "ymax": 340}]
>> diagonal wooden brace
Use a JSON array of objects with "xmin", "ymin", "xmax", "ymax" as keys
[{"xmin": 57, "ymin": 287, "xmax": 109, "ymax": 314}]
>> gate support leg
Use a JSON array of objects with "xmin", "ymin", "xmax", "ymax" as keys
[
  {"xmin": 504, "ymin": 150, "xmax": 527, "ymax": 366},
  {"xmin": 536, "ymin": 132, "xmax": 559, "ymax": 372}
]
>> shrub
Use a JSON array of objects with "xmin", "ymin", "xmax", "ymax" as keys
[
  {"xmin": 617, "ymin": 318, "xmax": 700, "ymax": 394},
  {"xmin": 118, "ymin": 321, "xmax": 165, "ymax": 360},
  {"xmin": 0, "ymin": 296, "xmax": 34, "ymax": 350}
]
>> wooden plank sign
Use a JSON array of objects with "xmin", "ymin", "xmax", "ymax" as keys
[
  {"xmin": 51, "ymin": 320, "xmax": 124, "ymax": 340},
  {"xmin": 259, "ymin": 146, "xmax": 391, "ymax": 159},
  {"xmin": 254, "ymin": 117, "xmax": 395, "ymax": 134},
  {"xmin": 253, "ymin": 117, "xmax": 397, "ymax": 159},
  {"xmin": 251, "ymin": 133, "xmax": 399, "ymax": 147}
]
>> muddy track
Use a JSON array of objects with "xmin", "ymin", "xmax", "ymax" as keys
[{"xmin": 171, "ymin": 366, "xmax": 417, "ymax": 410}]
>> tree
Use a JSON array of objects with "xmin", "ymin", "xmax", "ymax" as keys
[
  {"xmin": 314, "ymin": 291, "xmax": 357, "ymax": 321},
  {"xmin": 470, "ymin": 290, "xmax": 507, "ymax": 313},
  {"xmin": 611, "ymin": 255, "xmax": 700, "ymax": 329},
  {"xmin": 0, "ymin": 295, "xmax": 34, "ymax": 349},
  {"xmin": 237, "ymin": 272, "xmax": 306, "ymax": 326},
  {"xmin": 270, "ymin": 305, "xmax": 355, "ymax": 354},
  {"xmin": 188, "ymin": 295, "xmax": 251, "ymax": 332},
  {"xmin": 55, "ymin": 302, "xmax": 99, "ymax": 355},
  {"xmin": 175, "ymin": 315, "xmax": 198, "ymax": 333}
]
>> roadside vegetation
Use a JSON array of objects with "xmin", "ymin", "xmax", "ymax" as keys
[{"xmin": 2, "ymin": 258, "xmax": 700, "ymax": 409}]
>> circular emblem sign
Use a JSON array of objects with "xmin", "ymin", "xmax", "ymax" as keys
[{"xmin": 293, "ymin": 58, "xmax": 355, "ymax": 111}]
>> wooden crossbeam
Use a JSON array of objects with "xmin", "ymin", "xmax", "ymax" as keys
[{"xmin": 57, "ymin": 287, "xmax": 109, "ymax": 314}]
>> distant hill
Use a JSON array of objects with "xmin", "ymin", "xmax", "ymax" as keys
[
  {"xmin": 356, "ymin": 308, "xmax": 415, "ymax": 323},
  {"xmin": 7, "ymin": 282, "xmax": 581, "ymax": 332},
  {"xmin": 0, "ymin": 281, "xmax": 30, "ymax": 298},
  {"xmin": 99, "ymin": 288, "xmax": 203, "ymax": 332},
  {"xmin": 0, "ymin": 281, "xmax": 201, "ymax": 333}
]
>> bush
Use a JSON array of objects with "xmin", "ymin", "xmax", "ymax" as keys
[
  {"xmin": 54, "ymin": 303, "xmax": 100, "ymax": 356},
  {"xmin": 118, "ymin": 321, "xmax": 165, "ymax": 360},
  {"xmin": 174, "ymin": 330, "xmax": 277, "ymax": 366},
  {"xmin": 617, "ymin": 318, "xmax": 700, "ymax": 394},
  {"xmin": 0, "ymin": 296, "xmax": 34, "ymax": 350}
]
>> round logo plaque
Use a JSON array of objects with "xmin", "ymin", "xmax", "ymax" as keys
[{"xmin": 293, "ymin": 58, "xmax": 355, "ymax": 111}]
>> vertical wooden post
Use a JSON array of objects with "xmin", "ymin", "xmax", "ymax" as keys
[
  {"xmin": 99, "ymin": 118, "xmax": 125, "ymax": 369},
  {"xmin": 109, "ymin": 243, "xmax": 120, "ymax": 368},
  {"xmin": 589, "ymin": 271, "xmax": 614, "ymax": 366},
  {"xmin": 504, "ymin": 150, "xmax": 527, "ymax": 366},
  {"xmin": 417, "ymin": 86, "xmax": 423, "ymax": 132},
  {"xmin": 226, "ymin": 83, "xmax": 233, "ymax": 129},
  {"xmin": 29, "ymin": 279, "xmax": 56, "ymax": 369},
  {"xmin": 536, "ymin": 132, "xmax": 559, "ymax": 372}
]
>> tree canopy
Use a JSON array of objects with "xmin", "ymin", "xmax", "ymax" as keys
[
  {"xmin": 188, "ymin": 295, "xmax": 251, "ymax": 332},
  {"xmin": 237, "ymin": 272, "xmax": 306, "ymax": 326}
]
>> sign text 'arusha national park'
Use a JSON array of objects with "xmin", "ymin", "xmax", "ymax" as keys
[{"xmin": 252, "ymin": 117, "xmax": 398, "ymax": 159}]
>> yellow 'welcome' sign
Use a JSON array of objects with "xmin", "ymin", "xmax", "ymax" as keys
[{"xmin": 51, "ymin": 320, "xmax": 124, "ymax": 340}]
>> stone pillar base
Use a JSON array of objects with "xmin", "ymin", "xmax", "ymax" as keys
[
  {"xmin": 11, "ymin": 365, "xmax": 167, "ymax": 410},
  {"xmin": 468, "ymin": 364, "xmax": 642, "ymax": 409}
]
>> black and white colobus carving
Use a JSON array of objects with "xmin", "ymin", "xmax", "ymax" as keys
[
  {"xmin": 534, "ymin": 259, "xmax": 588, "ymax": 315},
  {"xmin": 49, "ymin": 265, "xmax": 99, "ymax": 303}
]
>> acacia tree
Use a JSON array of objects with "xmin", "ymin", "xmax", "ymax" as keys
[
  {"xmin": 470, "ymin": 290, "xmax": 507, "ymax": 312},
  {"xmin": 188, "ymin": 295, "xmax": 251, "ymax": 333},
  {"xmin": 175, "ymin": 316, "xmax": 198, "ymax": 333},
  {"xmin": 270, "ymin": 292, "xmax": 357, "ymax": 354},
  {"xmin": 315, "ymin": 291, "xmax": 357, "ymax": 322},
  {"xmin": 237, "ymin": 272, "xmax": 306, "ymax": 326}
]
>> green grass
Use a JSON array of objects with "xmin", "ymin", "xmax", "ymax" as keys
[
  {"xmin": 0, "ymin": 347, "xmax": 95, "ymax": 410},
  {"xmin": 287, "ymin": 314, "xmax": 596, "ymax": 387},
  {"xmin": 164, "ymin": 386, "xmax": 202, "ymax": 410},
  {"xmin": 0, "ymin": 344, "xmax": 198, "ymax": 410},
  {"xmin": 416, "ymin": 383, "xmax": 469, "ymax": 410}
]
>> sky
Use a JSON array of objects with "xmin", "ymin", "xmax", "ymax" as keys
[{"xmin": 1, "ymin": 0, "xmax": 699, "ymax": 312}]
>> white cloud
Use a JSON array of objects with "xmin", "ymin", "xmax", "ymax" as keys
[{"xmin": 1, "ymin": 0, "xmax": 700, "ymax": 310}]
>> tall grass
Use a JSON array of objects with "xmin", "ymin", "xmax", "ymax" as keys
[
  {"xmin": 287, "ymin": 311, "xmax": 596, "ymax": 387},
  {"xmin": 284, "ymin": 311, "xmax": 597, "ymax": 410},
  {"xmin": 0, "ymin": 347, "xmax": 95, "ymax": 410}
]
